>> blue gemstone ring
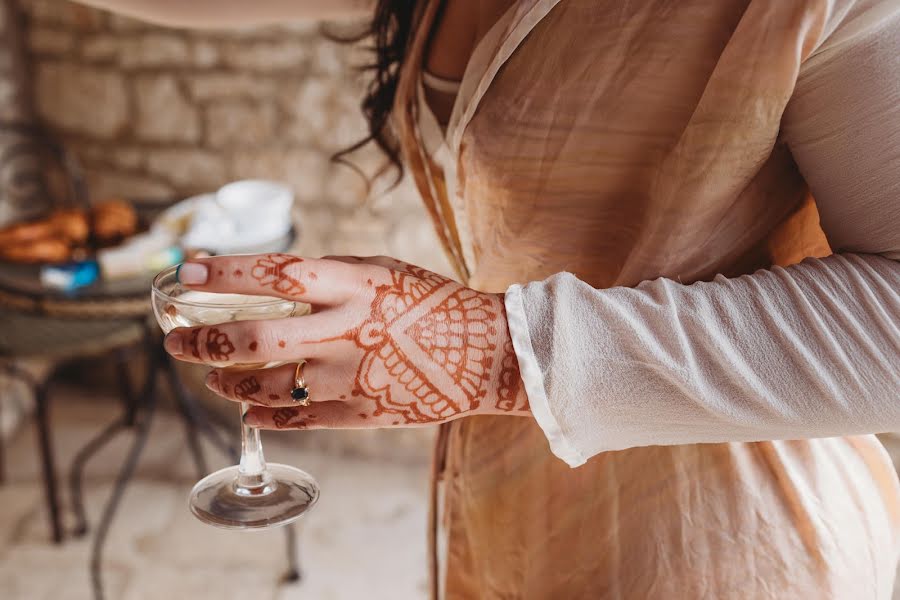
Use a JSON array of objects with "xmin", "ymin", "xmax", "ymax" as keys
[{"xmin": 290, "ymin": 361, "xmax": 311, "ymax": 406}]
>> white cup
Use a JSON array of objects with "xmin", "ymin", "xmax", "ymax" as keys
[{"xmin": 215, "ymin": 179, "xmax": 294, "ymax": 239}]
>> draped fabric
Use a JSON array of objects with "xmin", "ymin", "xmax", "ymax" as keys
[{"xmin": 392, "ymin": 1, "xmax": 900, "ymax": 597}]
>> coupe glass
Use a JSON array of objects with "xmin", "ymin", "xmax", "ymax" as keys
[{"xmin": 151, "ymin": 264, "xmax": 319, "ymax": 529}]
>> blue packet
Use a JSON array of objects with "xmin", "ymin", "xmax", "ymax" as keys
[{"xmin": 40, "ymin": 260, "xmax": 100, "ymax": 291}]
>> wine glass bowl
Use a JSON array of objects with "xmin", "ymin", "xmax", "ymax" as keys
[{"xmin": 151, "ymin": 264, "xmax": 319, "ymax": 530}]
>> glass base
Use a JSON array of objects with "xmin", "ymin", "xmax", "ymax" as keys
[{"xmin": 189, "ymin": 463, "xmax": 319, "ymax": 530}]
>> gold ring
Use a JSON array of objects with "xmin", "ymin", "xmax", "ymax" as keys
[{"xmin": 290, "ymin": 360, "xmax": 310, "ymax": 406}]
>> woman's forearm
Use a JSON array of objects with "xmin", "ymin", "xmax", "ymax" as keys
[
  {"xmin": 507, "ymin": 253, "xmax": 900, "ymax": 467},
  {"xmin": 70, "ymin": 0, "xmax": 372, "ymax": 28}
]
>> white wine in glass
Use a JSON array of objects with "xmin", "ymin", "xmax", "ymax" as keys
[{"xmin": 152, "ymin": 264, "xmax": 319, "ymax": 529}]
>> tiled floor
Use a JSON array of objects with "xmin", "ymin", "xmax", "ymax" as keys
[{"xmin": 0, "ymin": 387, "xmax": 431, "ymax": 600}]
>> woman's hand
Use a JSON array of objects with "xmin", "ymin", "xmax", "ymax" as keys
[{"xmin": 163, "ymin": 253, "xmax": 529, "ymax": 430}]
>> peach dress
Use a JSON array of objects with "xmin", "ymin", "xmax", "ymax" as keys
[{"xmin": 393, "ymin": 0, "xmax": 900, "ymax": 597}]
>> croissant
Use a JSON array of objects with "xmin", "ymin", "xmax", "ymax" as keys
[
  {"xmin": 0, "ymin": 238, "xmax": 71, "ymax": 263},
  {"xmin": 92, "ymin": 199, "xmax": 138, "ymax": 242}
]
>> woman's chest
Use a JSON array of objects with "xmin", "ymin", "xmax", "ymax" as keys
[{"xmin": 406, "ymin": 0, "xmax": 817, "ymax": 289}]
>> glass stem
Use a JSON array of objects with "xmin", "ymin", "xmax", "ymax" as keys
[{"xmin": 237, "ymin": 402, "xmax": 271, "ymax": 489}]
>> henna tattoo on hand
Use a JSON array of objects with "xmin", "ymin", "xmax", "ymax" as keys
[
  {"xmin": 251, "ymin": 254, "xmax": 306, "ymax": 296},
  {"xmin": 343, "ymin": 263, "xmax": 503, "ymax": 424},
  {"xmin": 205, "ymin": 328, "xmax": 235, "ymax": 362},
  {"xmin": 273, "ymin": 407, "xmax": 300, "ymax": 428},
  {"xmin": 497, "ymin": 339, "xmax": 528, "ymax": 411},
  {"xmin": 235, "ymin": 376, "xmax": 262, "ymax": 402},
  {"xmin": 188, "ymin": 329, "xmax": 201, "ymax": 359}
]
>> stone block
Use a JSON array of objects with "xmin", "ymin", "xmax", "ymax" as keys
[
  {"xmin": 80, "ymin": 34, "xmax": 118, "ymax": 62},
  {"xmin": 85, "ymin": 169, "xmax": 175, "ymax": 201},
  {"xmin": 146, "ymin": 149, "xmax": 227, "ymax": 191},
  {"xmin": 107, "ymin": 13, "xmax": 147, "ymax": 32},
  {"xmin": 134, "ymin": 75, "xmax": 200, "ymax": 143},
  {"xmin": 27, "ymin": 27, "xmax": 75, "ymax": 55},
  {"xmin": 20, "ymin": 0, "xmax": 105, "ymax": 30},
  {"xmin": 188, "ymin": 72, "xmax": 278, "ymax": 102},
  {"xmin": 75, "ymin": 142, "xmax": 145, "ymax": 171},
  {"xmin": 120, "ymin": 34, "xmax": 191, "ymax": 68},
  {"xmin": 279, "ymin": 77, "xmax": 336, "ymax": 141},
  {"xmin": 191, "ymin": 39, "xmax": 220, "ymax": 68},
  {"xmin": 230, "ymin": 148, "xmax": 329, "ymax": 203},
  {"xmin": 35, "ymin": 62, "xmax": 129, "ymax": 138},
  {"xmin": 223, "ymin": 40, "xmax": 310, "ymax": 72},
  {"xmin": 204, "ymin": 100, "xmax": 278, "ymax": 148},
  {"xmin": 323, "ymin": 160, "xmax": 369, "ymax": 209},
  {"xmin": 310, "ymin": 38, "xmax": 348, "ymax": 76}
]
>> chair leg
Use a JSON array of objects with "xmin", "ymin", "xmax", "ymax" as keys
[
  {"xmin": 69, "ymin": 347, "xmax": 138, "ymax": 537},
  {"xmin": 91, "ymin": 341, "xmax": 160, "ymax": 600},
  {"xmin": 34, "ymin": 379, "xmax": 63, "ymax": 544},
  {"xmin": 68, "ymin": 416, "xmax": 128, "ymax": 537}
]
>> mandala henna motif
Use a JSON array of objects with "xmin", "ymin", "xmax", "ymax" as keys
[
  {"xmin": 205, "ymin": 328, "xmax": 235, "ymax": 362},
  {"xmin": 346, "ymin": 264, "xmax": 502, "ymax": 423},
  {"xmin": 251, "ymin": 254, "xmax": 306, "ymax": 296},
  {"xmin": 235, "ymin": 376, "xmax": 262, "ymax": 402}
]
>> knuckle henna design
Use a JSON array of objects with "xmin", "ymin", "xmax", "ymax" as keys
[
  {"xmin": 205, "ymin": 328, "xmax": 235, "ymax": 362},
  {"xmin": 272, "ymin": 407, "xmax": 301, "ymax": 428},
  {"xmin": 251, "ymin": 254, "xmax": 306, "ymax": 296},
  {"xmin": 188, "ymin": 329, "xmax": 201, "ymax": 359},
  {"xmin": 235, "ymin": 376, "xmax": 262, "ymax": 402}
]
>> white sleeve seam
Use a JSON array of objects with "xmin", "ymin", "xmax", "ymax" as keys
[{"xmin": 504, "ymin": 283, "xmax": 587, "ymax": 467}]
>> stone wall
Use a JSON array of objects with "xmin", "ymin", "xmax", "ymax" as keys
[
  {"xmin": 17, "ymin": 0, "xmax": 450, "ymax": 273},
  {"xmin": 7, "ymin": 1, "xmax": 448, "ymax": 458}
]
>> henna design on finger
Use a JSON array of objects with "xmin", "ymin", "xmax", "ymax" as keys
[
  {"xmin": 273, "ymin": 407, "xmax": 300, "ymax": 428},
  {"xmin": 235, "ymin": 376, "xmax": 262, "ymax": 402},
  {"xmin": 268, "ymin": 394, "xmax": 280, "ymax": 401},
  {"xmin": 249, "ymin": 341, "xmax": 258, "ymax": 352},
  {"xmin": 189, "ymin": 329, "xmax": 201, "ymax": 359},
  {"xmin": 205, "ymin": 328, "xmax": 235, "ymax": 362},
  {"xmin": 251, "ymin": 254, "xmax": 306, "ymax": 296}
]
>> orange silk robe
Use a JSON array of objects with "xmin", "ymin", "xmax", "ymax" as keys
[{"xmin": 392, "ymin": 0, "xmax": 900, "ymax": 597}]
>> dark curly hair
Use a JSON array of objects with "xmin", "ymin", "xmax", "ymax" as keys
[{"xmin": 331, "ymin": 1, "xmax": 422, "ymax": 187}]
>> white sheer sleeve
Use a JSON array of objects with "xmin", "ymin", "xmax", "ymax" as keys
[{"xmin": 506, "ymin": 2, "xmax": 900, "ymax": 467}]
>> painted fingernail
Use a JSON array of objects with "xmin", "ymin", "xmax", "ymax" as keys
[
  {"xmin": 243, "ymin": 412, "xmax": 262, "ymax": 427},
  {"xmin": 163, "ymin": 331, "xmax": 182, "ymax": 355},
  {"xmin": 177, "ymin": 262, "xmax": 208, "ymax": 285}
]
